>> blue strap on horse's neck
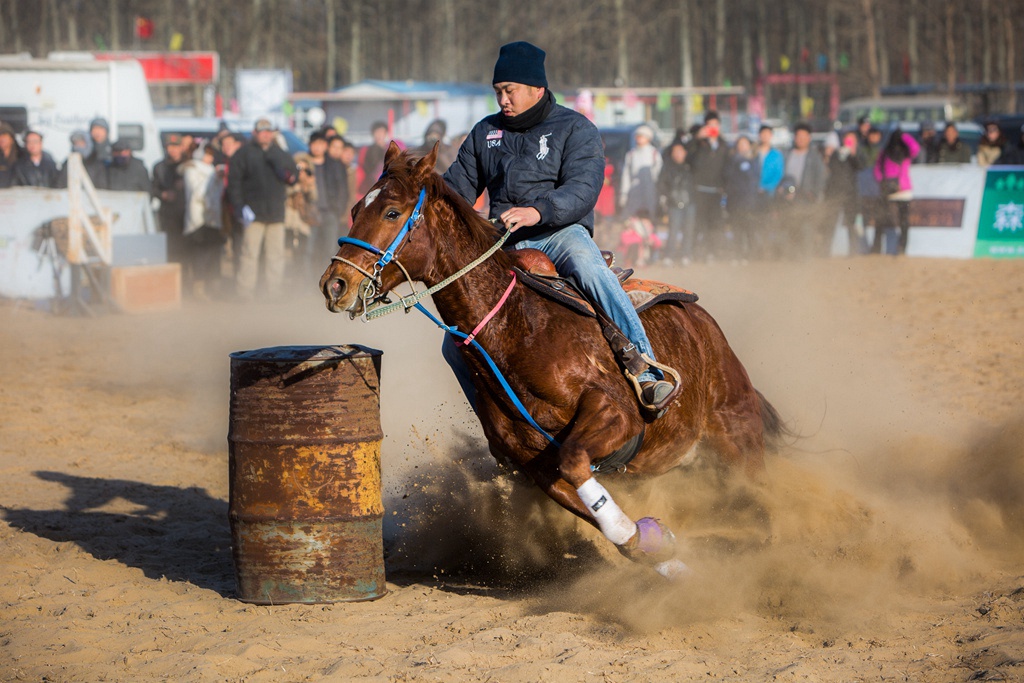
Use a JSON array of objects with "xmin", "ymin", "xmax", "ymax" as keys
[{"xmin": 411, "ymin": 302, "xmax": 562, "ymax": 448}]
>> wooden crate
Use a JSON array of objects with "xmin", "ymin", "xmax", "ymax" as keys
[{"xmin": 109, "ymin": 264, "xmax": 181, "ymax": 314}]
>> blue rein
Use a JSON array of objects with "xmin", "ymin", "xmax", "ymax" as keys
[{"xmin": 334, "ymin": 185, "xmax": 561, "ymax": 448}]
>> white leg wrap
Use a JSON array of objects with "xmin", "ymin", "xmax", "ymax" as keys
[{"xmin": 576, "ymin": 478, "xmax": 637, "ymax": 546}]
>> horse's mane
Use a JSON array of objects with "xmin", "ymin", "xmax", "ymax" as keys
[
  {"xmin": 427, "ymin": 173, "xmax": 503, "ymax": 246},
  {"xmin": 388, "ymin": 150, "xmax": 504, "ymax": 253}
]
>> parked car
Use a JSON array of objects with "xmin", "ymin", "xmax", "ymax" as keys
[{"xmin": 836, "ymin": 95, "xmax": 966, "ymax": 129}]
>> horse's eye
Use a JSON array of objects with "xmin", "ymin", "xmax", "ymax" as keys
[{"xmin": 385, "ymin": 209, "xmax": 400, "ymax": 220}]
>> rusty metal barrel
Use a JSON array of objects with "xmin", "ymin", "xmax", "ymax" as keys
[{"xmin": 228, "ymin": 345, "xmax": 386, "ymax": 604}]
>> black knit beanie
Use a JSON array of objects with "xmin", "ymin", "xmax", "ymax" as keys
[{"xmin": 492, "ymin": 41, "xmax": 548, "ymax": 88}]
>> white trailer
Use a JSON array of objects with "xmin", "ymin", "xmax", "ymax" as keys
[{"xmin": 0, "ymin": 54, "xmax": 162, "ymax": 171}]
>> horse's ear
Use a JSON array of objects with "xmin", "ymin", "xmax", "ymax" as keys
[
  {"xmin": 383, "ymin": 140, "xmax": 403, "ymax": 167},
  {"xmin": 414, "ymin": 142, "xmax": 439, "ymax": 181}
]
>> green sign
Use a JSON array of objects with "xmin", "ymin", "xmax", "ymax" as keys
[
  {"xmin": 974, "ymin": 168, "xmax": 1024, "ymax": 258},
  {"xmin": 656, "ymin": 90, "xmax": 672, "ymax": 112}
]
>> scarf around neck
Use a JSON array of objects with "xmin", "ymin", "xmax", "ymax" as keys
[{"xmin": 499, "ymin": 89, "xmax": 555, "ymax": 133}]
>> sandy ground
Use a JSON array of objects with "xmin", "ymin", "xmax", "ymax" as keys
[{"xmin": 2, "ymin": 256, "xmax": 1023, "ymax": 682}]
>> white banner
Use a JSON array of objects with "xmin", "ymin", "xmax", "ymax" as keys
[{"xmin": 905, "ymin": 164, "xmax": 987, "ymax": 259}]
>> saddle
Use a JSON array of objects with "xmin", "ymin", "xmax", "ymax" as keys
[
  {"xmin": 508, "ymin": 248, "xmax": 697, "ymax": 472},
  {"xmin": 509, "ymin": 248, "xmax": 699, "ymax": 318}
]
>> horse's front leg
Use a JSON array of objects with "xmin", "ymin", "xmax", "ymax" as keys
[{"xmin": 530, "ymin": 392, "xmax": 691, "ymax": 579}]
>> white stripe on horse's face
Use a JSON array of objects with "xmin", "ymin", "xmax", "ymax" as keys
[{"xmin": 364, "ymin": 189, "xmax": 381, "ymax": 207}]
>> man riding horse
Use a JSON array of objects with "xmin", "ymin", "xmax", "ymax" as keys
[
  {"xmin": 441, "ymin": 41, "xmax": 678, "ymax": 416},
  {"xmin": 321, "ymin": 42, "xmax": 781, "ymax": 579}
]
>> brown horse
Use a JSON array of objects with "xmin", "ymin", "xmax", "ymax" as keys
[{"xmin": 320, "ymin": 143, "xmax": 784, "ymax": 578}]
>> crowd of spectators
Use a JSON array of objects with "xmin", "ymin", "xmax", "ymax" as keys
[
  {"xmin": 0, "ymin": 115, "xmax": 420, "ymax": 302},
  {"xmin": 3, "ymin": 109, "xmax": 1023, "ymax": 302},
  {"xmin": 595, "ymin": 113, "xmax": 1024, "ymax": 264}
]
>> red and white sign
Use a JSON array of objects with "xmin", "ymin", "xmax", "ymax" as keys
[{"xmin": 93, "ymin": 51, "xmax": 219, "ymax": 84}]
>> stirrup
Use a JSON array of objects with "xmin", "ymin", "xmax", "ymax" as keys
[{"xmin": 626, "ymin": 354, "xmax": 682, "ymax": 414}]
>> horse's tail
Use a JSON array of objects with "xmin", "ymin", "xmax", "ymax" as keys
[{"xmin": 756, "ymin": 389, "xmax": 793, "ymax": 452}]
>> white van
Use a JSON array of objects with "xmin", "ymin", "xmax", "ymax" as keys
[
  {"xmin": 0, "ymin": 53, "xmax": 162, "ymax": 171},
  {"xmin": 836, "ymin": 96, "xmax": 966, "ymax": 128}
]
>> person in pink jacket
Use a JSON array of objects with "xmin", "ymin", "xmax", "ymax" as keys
[{"xmin": 872, "ymin": 127, "xmax": 920, "ymax": 255}]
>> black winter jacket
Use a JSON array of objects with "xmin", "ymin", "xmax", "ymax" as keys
[
  {"xmin": 227, "ymin": 141, "xmax": 298, "ymax": 224},
  {"xmin": 443, "ymin": 103, "xmax": 604, "ymax": 245},
  {"xmin": 0, "ymin": 147, "xmax": 19, "ymax": 188},
  {"xmin": 315, "ymin": 158, "xmax": 349, "ymax": 216},
  {"xmin": 57, "ymin": 154, "xmax": 109, "ymax": 189},
  {"xmin": 1000, "ymin": 140, "xmax": 1024, "ymax": 165},
  {"xmin": 107, "ymin": 157, "xmax": 151, "ymax": 193},
  {"xmin": 14, "ymin": 153, "xmax": 60, "ymax": 188},
  {"xmin": 686, "ymin": 138, "xmax": 729, "ymax": 191},
  {"xmin": 658, "ymin": 160, "xmax": 692, "ymax": 209}
]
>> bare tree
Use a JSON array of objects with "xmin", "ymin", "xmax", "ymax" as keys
[
  {"xmin": 945, "ymin": 0, "xmax": 956, "ymax": 95},
  {"xmin": 614, "ymin": 0, "xmax": 628, "ymax": 86},
  {"xmin": 66, "ymin": 0, "xmax": 79, "ymax": 49},
  {"xmin": 108, "ymin": 0, "xmax": 120, "ymax": 50},
  {"xmin": 325, "ymin": 0, "xmax": 337, "ymax": 90},
  {"xmin": 349, "ymin": 0, "xmax": 362, "ymax": 83},
  {"xmin": 714, "ymin": 0, "xmax": 725, "ymax": 85},
  {"xmin": 48, "ymin": 0, "xmax": 61, "ymax": 53},
  {"xmin": 861, "ymin": 0, "xmax": 880, "ymax": 98},
  {"xmin": 826, "ymin": 1, "xmax": 838, "ymax": 77},
  {"xmin": 978, "ymin": 0, "xmax": 987, "ymax": 82},
  {"xmin": 1003, "ymin": 4, "xmax": 1016, "ymax": 112},
  {"xmin": 907, "ymin": 0, "xmax": 919, "ymax": 85},
  {"xmin": 442, "ymin": 0, "xmax": 456, "ymax": 81},
  {"xmin": 246, "ymin": 0, "xmax": 263, "ymax": 67},
  {"xmin": 875, "ymin": 1, "xmax": 889, "ymax": 88},
  {"xmin": 5, "ymin": 0, "xmax": 1021, "ymax": 119}
]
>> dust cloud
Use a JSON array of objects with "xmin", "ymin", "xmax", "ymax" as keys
[
  {"xmin": 66, "ymin": 259, "xmax": 1022, "ymax": 634},
  {"xmin": 370, "ymin": 259, "xmax": 1024, "ymax": 635},
  {"xmin": 381, "ymin": 417, "xmax": 1024, "ymax": 636},
  {"xmin": 5, "ymin": 257, "xmax": 1024, "ymax": 681}
]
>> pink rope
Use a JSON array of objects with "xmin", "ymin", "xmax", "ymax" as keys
[{"xmin": 461, "ymin": 270, "xmax": 517, "ymax": 346}]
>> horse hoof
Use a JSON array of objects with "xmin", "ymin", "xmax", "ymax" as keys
[
  {"xmin": 653, "ymin": 558, "xmax": 693, "ymax": 581},
  {"xmin": 618, "ymin": 517, "xmax": 677, "ymax": 564},
  {"xmin": 635, "ymin": 517, "xmax": 675, "ymax": 555}
]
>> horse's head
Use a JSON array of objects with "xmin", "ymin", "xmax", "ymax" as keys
[{"xmin": 320, "ymin": 142, "xmax": 439, "ymax": 316}]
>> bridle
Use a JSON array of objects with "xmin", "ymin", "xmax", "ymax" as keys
[
  {"xmin": 330, "ymin": 184, "xmax": 510, "ymax": 321},
  {"xmin": 331, "ymin": 187, "xmax": 427, "ymax": 319}
]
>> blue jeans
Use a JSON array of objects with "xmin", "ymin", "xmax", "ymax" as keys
[{"xmin": 442, "ymin": 224, "xmax": 660, "ymax": 410}]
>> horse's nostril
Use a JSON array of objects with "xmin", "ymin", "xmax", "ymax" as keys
[{"xmin": 329, "ymin": 277, "xmax": 346, "ymax": 302}]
